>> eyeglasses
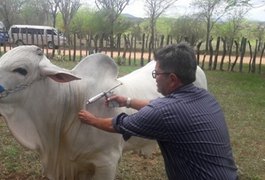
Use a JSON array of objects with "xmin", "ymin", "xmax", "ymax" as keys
[{"xmin": 152, "ymin": 70, "xmax": 171, "ymax": 78}]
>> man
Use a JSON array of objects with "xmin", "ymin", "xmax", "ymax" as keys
[{"xmin": 78, "ymin": 42, "xmax": 238, "ymax": 179}]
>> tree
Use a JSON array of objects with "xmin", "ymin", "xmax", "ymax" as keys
[
  {"xmin": 144, "ymin": 0, "xmax": 177, "ymax": 51},
  {"xmin": 58, "ymin": 0, "xmax": 81, "ymax": 35},
  {"xmin": 213, "ymin": 6, "xmax": 249, "ymax": 50},
  {"xmin": 20, "ymin": 0, "xmax": 50, "ymax": 25},
  {"xmin": 70, "ymin": 7, "xmax": 95, "ymax": 35},
  {"xmin": 191, "ymin": 0, "xmax": 251, "ymax": 51},
  {"xmin": 191, "ymin": 0, "xmax": 227, "ymax": 51},
  {"xmin": 0, "ymin": 0, "xmax": 26, "ymax": 29},
  {"xmin": 251, "ymin": 22, "xmax": 265, "ymax": 51},
  {"xmin": 170, "ymin": 15, "xmax": 205, "ymax": 46},
  {"xmin": 156, "ymin": 17, "xmax": 172, "ymax": 35},
  {"xmin": 45, "ymin": 0, "xmax": 61, "ymax": 27},
  {"xmin": 95, "ymin": 0, "xmax": 130, "ymax": 57}
]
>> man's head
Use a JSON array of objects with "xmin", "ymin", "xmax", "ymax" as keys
[{"xmin": 153, "ymin": 42, "xmax": 197, "ymax": 95}]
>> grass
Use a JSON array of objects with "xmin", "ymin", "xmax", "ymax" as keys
[
  {"xmin": 0, "ymin": 61, "xmax": 265, "ymax": 179},
  {"xmin": 206, "ymin": 71, "xmax": 265, "ymax": 179}
]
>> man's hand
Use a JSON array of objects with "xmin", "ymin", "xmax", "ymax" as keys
[
  {"xmin": 78, "ymin": 109, "xmax": 116, "ymax": 133},
  {"xmin": 78, "ymin": 110, "xmax": 97, "ymax": 125},
  {"xmin": 106, "ymin": 95, "xmax": 150, "ymax": 110},
  {"xmin": 106, "ymin": 95, "xmax": 127, "ymax": 107}
]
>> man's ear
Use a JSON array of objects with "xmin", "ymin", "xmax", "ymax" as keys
[
  {"xmin": 169, "ymin": 73, "xmax": 177, "ymax": 82},
  {"xmin": 169, "ymin": 73, "xmax": 182, "ymax": 88}
]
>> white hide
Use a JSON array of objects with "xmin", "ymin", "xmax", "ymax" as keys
[
  {"xmin": 0, "ymin": 45, "xmax": 207, "ymax": 180},
  {"xmin": 0, "ymin": 46, "xmax": 122, "ymax": 180}
]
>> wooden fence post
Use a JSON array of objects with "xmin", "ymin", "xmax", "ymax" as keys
[
  {"xmin": 208, "ymin": 37, "xmax": 214, "ymax": 70},
  {"xmin": 79, "ymin": 35, "xmax": 82, "ymax": 61},
  {"xmin": 99, "ymin": 33, "xmax": 104, "ymax": 51},
  {"xmin": 227, "ymin": 38, "xmax": 234, "ymax": 71},
  {"xmin": 248, "ymin": 40, "xmax": 253, "ymax": 73},
  {"xmin": 259, "ymin": 42, "xmax": 265, "ymax": 73},
  {"xmin": 160, "ymin": 35, "xmax": 164, "ymax": 48},
  {"xmin": 122, "ymin": 34, "xmax": 128, "ymax": 65},
  {"xmin": 133, "ymin": 35, "xmax": 137, "ymax": 65},
  {"xmin": 220, "ymin": 37, "xmax": 226, "ymax": 71},
  {"xmin": 196, "ymin": 41, "xmax": 203, "ymax": 66},
  {"xmin": 239, "ymin": 37, "xmax": 247, "ymax": 72},
  {"xmin": 250, "ymin": 40, "xmax": 258, "ymax": 73},
  {"xmin": 148, "ymin": 35, "xmax": 152, "ymax": 62},
  {"xmin": 128, "ymin": 34, "xmax": 133, "ymax": 66},
  {"xmin": 73, "ymin": 33, "xmax": 77, "ymax": 61},
  {"xmin": 141, "ymin": 33, "xmax": 145, "ymax": 66},
  {"xmin": 145, "ymin": 34, "xmax": 149, "ymax": 49},
  {"xmin": 57, "ymin": 32, "xmax": 61, "ymax": 56},
  {"xmin": 231, "ymin": 40, "xmax": 239, "ymax": 71},
  {"xmin": 213, "ymin": 36, "xmax": 220, "ymax": 70},
  {"xmin": 94, "ymin": 34, "xmax": 99, "ymax": 53},
  {"xmin": 51, "ymin": 33, "xmax": 55, "ymax": 58}
]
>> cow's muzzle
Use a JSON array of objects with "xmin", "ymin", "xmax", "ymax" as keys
[
  {"xmin": 0, "ymin": 77, "xmax": 43, "ymax": 99},
  {"xmin": 0, "ymin": 85, "xmax": 8, "ymax": 98}
]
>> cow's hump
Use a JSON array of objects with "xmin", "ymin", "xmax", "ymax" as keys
[{"xmin": 72, "ymin": 53, "xmax": 118, "ymax": 81}]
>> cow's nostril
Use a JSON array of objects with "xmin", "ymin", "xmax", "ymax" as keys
[{"xmin": 0, "ymin": 85, "xmax": 5, "ymax": 93}]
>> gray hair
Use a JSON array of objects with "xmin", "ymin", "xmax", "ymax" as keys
[{"xmin": 153, "ymin": 42, "xmax": 197, "ymax": 85}]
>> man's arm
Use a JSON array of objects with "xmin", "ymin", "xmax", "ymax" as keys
[
  {"xmin": 106, "ymin": 95, "xmax": 150, "ymax": 110},
  {"xmin": 128, "ymin": 98, "xmax": 149, "ymax": 110},
  {"xmin": 78, "ymin": 110, "xmax": 117, "ymax": 133}
]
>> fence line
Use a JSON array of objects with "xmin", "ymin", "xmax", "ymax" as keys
[{"xmin": 1, "ymin": 33, "xmax": 265, "ymax": 74}]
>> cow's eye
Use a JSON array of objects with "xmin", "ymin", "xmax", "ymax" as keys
[{"xmin": 13, "ymin": 68, "xmax": 28, "ymax": 76}]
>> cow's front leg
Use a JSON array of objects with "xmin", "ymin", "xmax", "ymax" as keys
[{"xmin": 92, "ymin": 164, "xmax": 117, "ymax": 180}]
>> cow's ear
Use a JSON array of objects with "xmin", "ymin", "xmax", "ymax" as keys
[
  {"xmin": 39, "ymin": 57, "xmax": 81, "ymax": 83},
  {"xmin": 48, "ymin": 73, "xmax": 81, "ymax": 83}
]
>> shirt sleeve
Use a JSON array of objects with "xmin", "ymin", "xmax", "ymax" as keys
[
  {"xmin": 112, "ymin": 102, "xmax": 169, "ymax": 141},
  {"xmin": 112, "ymin": 113, "xmax": 132, "ymax": 141}
]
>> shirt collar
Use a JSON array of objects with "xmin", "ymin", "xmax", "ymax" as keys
[{"xmin": 171, "ymin": 83, "xmax": 195, "ymax": 94}]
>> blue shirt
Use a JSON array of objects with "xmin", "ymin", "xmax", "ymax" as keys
[{"xmin": 113, "ymin": 84, "xmax": 238, "ymax": 180}]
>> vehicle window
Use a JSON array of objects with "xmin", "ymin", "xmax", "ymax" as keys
[
  {"xmin": 32, "ymin": 29, "xmax": 38, "ymax": 34},
  {"xmin": 28, "ymin": 28, "xmax": 34, "ymax": 34},
  {"xmin": 40, "ymin": 29, "xmax": 44, "ymax": 35},
  {"xmin": 21, "ymin": 28, "xmax": 27, "ymax": 34},
  {"xmin": 47, "ymin": 29, "xmax": 56, "ymax": 35},
  {"xmin": 11, "ymin": 27, "xmax": 19, "ymax": 33}
]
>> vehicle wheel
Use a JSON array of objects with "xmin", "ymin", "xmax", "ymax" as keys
[
  {"xmin": 48, "ymin": 41, "xmax": 54, "ymax": 49},
  {"xmin": 16, "ymin": 40, "xmax": 24, "ymax": 46}
]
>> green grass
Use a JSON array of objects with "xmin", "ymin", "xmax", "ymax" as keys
[
  {"xmin": 0, "ymin": 62, "xmax": 265, "ymax": 179},
  {"xmin": 206, "ymin": 71, "xmax": 265, "ymax": 179}
]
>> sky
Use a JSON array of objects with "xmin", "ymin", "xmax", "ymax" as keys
[{"xmin": 122, "ymin": 0, "xmax": 265, "ymax": 21}]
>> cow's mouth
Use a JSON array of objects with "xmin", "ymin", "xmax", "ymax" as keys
[{"xmin": 0, "ymin": 91, "xmax": 8, "ymax": 98}]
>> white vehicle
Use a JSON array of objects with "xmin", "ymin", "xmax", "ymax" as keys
[{"xmin": 8, "ymin": 25, "xmax": 67, "ymax": 49}]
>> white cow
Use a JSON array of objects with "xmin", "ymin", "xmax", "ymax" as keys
[{"xmin": 0, "ymin": 45, "xmax": 207, "ymax": 180}]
